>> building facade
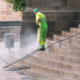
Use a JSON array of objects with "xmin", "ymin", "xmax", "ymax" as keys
[
  {"xmin": 20, "ymin": 0, "xmax": 80, "ymax": 47},
  {"xmin": 0, "ymin": 0, "xmax": 21, "ymax": 21}
]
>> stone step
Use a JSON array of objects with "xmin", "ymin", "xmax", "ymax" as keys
[
  {"xmin": 53, "ymin": 34, "xmax": 80, "ymax": 44},
  {"xmin": 0, "ymin": 27, "xmax": 14, "ymax": 29},
  {"xmin": 48, "ymin": 46, "xmax": 80, "ymax": 58},
  {"xmin": 62, "ymin": 31, "xmax": 80, "ymax": 39},
  {"xmin": 46, "ymin": 39, "xmax": 56, "ymax": 44},
  {"xmin": 70, "ymin": 27, "xmax": 80, "ymax": 33},
  {"xmin": 26, "ymin": 52, "xmax": 80, "ymax": 72},
  {"xmin": 12, "ymin": 54, "xmax": 72, "ymax": 80},
  {"xmin": 0, "ymin": 31, "xmax": 20, "ymax": 33},
  {"xmin": 0, "ymin": 26, "xmax": 20, "ymax": 27},
  {"xmin": 46, "ymin": 39, "xmax": 59, "ymax": 48},
  {"xmin": 23, "ymin": 68, "xmax": 49, "ymax": 79},
  {"xmin": 53, "ymin": 34, "xmax": 69, "ymax": 42},
  {"xmin": 0, "ymin": 26, "xmax": 21, "ymax": 29},
  {"xmin": 37, "ymin": 50, "xmax": 80, "ymax": 65},
  {"xmin": 0, "ymin": 26, "xmax": 21, "ymax": 42},
  {"xmin": 0, "ymin": 30, "xmax": 21, "ymax": 32},
  {"xmin": 61, "ymin": 43, "xmax": 80, "ymax": 51},
  {"xmin": 12, "ymin": 52, "xmax": 80, "ymax": 80},
  {"xmin": 0, "ymin": 30, "xmax": 21, "ymax": 33},
  {"xmin": 0, "ymin": 34, "xmax": 20, "ymax": 37},
  {"xmin": 0, "ymin": 27, "xmax": 21, "ymax": 30},
  {"xmin": 8, "ymin": 31, "xmax": 20, "ymax": 33},
  {"xmin": 13, "ymin": 50, "xmax": 80, "ymax": 68},
  {"xmin": 0, "ymin": 29, "xmax": 8, "ymax": 32},
  {"xmin": 9, "ymin": 28, "xmax": 21, "ymax": 30},
  {"xmin": 22, "ymin": 59, "xmax": 80, "ymax": 80},
  {"xmin": 0, "ymin": 33, "xmax": 20, "ymax": 36},
  {"xmin": 24, "ymin": 68, "xmax": 72, "ymax": 80}
]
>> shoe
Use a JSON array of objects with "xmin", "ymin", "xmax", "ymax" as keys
[{"xmin": 38, "ymin": 47, "xmax": 45, "ymax": 51}]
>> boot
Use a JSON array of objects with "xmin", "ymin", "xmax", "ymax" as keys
[{"xmin": 38, "ymin": 47, "xmax": 45, "ymax": 51}]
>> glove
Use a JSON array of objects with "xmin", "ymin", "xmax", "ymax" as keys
[{"xmin": 36, "ymin": 24, "xmax": 39, "ymax": 28}]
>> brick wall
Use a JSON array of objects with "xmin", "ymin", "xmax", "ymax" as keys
[{"xmin": 0, "ymin": 0, "xmax": 22, "ymax": 21}]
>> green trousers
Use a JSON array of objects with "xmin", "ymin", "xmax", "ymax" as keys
[{"xmin": 37, "ymin": 27, "xmax": 48, "ymax": 49}]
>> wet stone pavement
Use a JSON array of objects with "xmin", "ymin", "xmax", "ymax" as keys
[
  {"xmin": 0, "ymin": 42, "xmax": 36, "ymax": 80},
  {"xmin": 0, "ymin": 56, "xmax": 36, "ymax": 80},
  {"xmin": 0, "ymin": 42, "xmax": 49, "ymax": 80},
  {"xmin": 0, "ymin": 55, "xmax": 49, "ymax": 80}
]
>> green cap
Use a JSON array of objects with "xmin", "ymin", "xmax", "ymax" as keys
[{"xmin": 33, "ymin": 8, "xmax": 39, "ymax": 13}]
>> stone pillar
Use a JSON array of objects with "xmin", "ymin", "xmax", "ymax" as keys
[{"xmin": 20, "ymin": 0, "xmax": 80, "ymax": 48}]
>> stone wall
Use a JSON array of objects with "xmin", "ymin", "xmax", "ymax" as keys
[
  {"xmin": 67, "ymin": 0, "xmax": 80, "ymax": 7},
  {"xmin": 0, "ymin": 0, "xmax": 21, "ymax": 21},
  {"xmin": 20, "ymin": 0, "xmax": 80, "ymax": 47}
]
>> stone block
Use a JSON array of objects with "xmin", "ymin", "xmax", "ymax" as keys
[
  {"xmin": 67, "ymin": 0, "xmax": 80, "ymax": 7},
  {"xmin": 25, "ymin": 60, "xmax": 80, "ymax": 79},
  {"xmin": 78, "ymin": 24, "xmax": 80, "ymax": 28},
  {"xmin": 74, "ymin": 74, "xmax": 80, "ymax": 79},
  {"xmin": 62, "ymin": 31, "xmax": 80, "ymax": 39},
  {"xmin": 30, "ymin": 51, "xmax": 80, "ymax": 71},
  {"xmin": 70, "ymin": 28, "xmax": 80, "ymax": 33},
  {"xmin": 50, "ymin": 47, "xmax": 80, "ymax": 57}
]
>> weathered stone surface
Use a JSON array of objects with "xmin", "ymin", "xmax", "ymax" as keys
[
  {"xmin": 67, "ymin": 0, "xmax": 80, "ymax": 7},
  {"xmin": 0, "ymin": 0, "xmax": 21, "ymax": 21},
  {"xmin": 20, "ymin": 0, "xmax": 80, "ymax": 47},
  {"xmin": 27, "ymin": 0, "xmax": 67, "ymax": 8}
]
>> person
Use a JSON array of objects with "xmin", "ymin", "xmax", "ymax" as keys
[{"xmin": 33, "ymin": 8, "xmax": 48, "ymax": 51}]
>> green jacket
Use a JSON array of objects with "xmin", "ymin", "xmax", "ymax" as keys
[
  {"xmin": 36, "ymin": 12, "xmax": 48, "ymax": 42},
  {"xmin": 36, "ymin": 12, "xmax": 48, "ymax": 28}
]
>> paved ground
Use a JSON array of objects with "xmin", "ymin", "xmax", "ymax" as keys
[
  {"xmin": 0, "ymin": 42, "xmax": 49, "ymax": 80},
  {"xmin": 0, "ymin": 42, "xmax": 35, "ymax": 80},
  {"xmin": 0, "ymin": 53, "xmax": 36, "ymax": 80},
  {"xmin": 0, "ymin": 59, "xmax": 24, "ymax": 80}
]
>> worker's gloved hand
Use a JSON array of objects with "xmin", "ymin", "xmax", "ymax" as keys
[{"xmin": 36, "ymin": 24, "xmax": 39, "ymax": 28}]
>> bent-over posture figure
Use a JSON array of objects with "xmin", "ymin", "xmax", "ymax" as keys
[{"xmin": 33, "ymin": 8, "xmax": 48, "ymax": 51}]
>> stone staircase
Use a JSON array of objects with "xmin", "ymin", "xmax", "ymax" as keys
[
  {"xmin": 0, "ymin": 26, "xmax": 21, "ymax": 42},
  {"xmin": 6, "ymin": 24, "xmax": 80, "ymax": 80}
]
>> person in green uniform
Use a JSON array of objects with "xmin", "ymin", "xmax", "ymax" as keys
[{"xmin": 33, "ymin": 8, "xmax": 48, "ymax": 51}]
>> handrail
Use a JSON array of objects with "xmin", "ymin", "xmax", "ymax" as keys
[{"xmin": 3, "ymin": 32, "xmax": 80, "ymax": 71}]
